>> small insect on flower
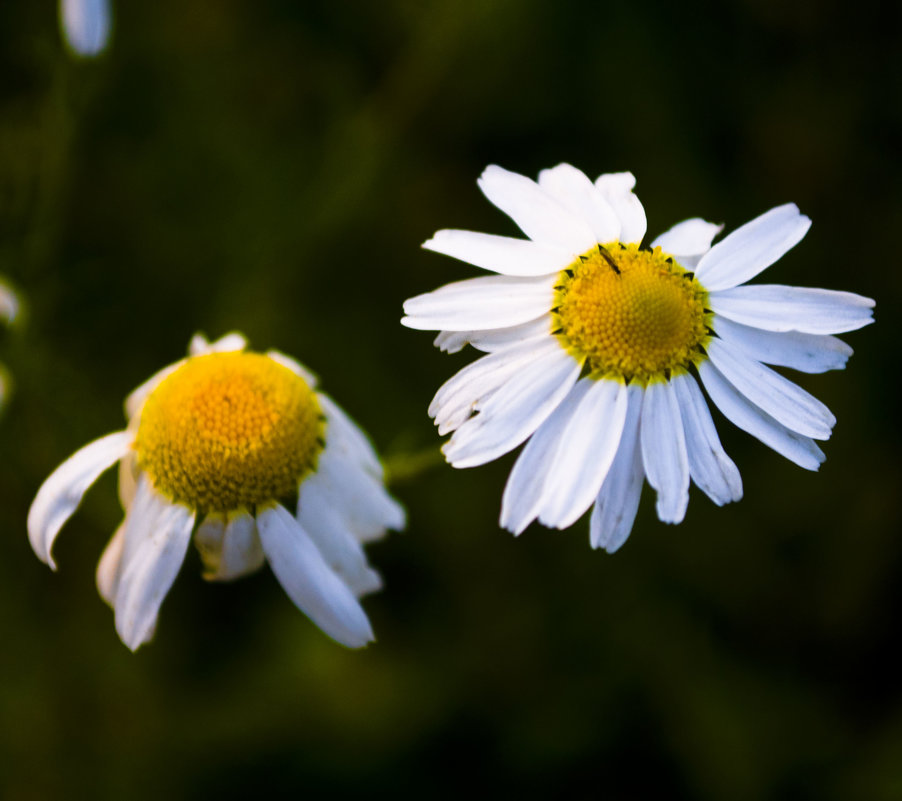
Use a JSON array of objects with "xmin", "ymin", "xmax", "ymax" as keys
[
  {"xmin": 28, "ymin": 334, "xmax": 405, "ymax": 651},
  {"xmin": 402, "ymin": 164, "xmax": 874, "ymax": 552}
]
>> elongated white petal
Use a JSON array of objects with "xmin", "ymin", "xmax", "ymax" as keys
[
  {"xmin": 595, "ymin": 172, "xmax": 647, "ymax": 244},
  {"xmin": 118, "ymin": 450, "xmax": 138, "ymax": 509},
  {"xmin": 188, "ymin": 331, "xmax": 248, "ymax": 356},
  {"xmin": 316, "ymin": 394, "xmax": 383, "ymax": 478},
  {"xmin": 114, "ymin": 496, "xmax": 195, "ymax": 651},
  {"xmin": 698, "ymin": 361, "xmax": 825, "ymax": 470},
  {"xmin": 710, "ymin": 285, "xmax": 875, "ymax": 334},
  {"xmin": 640, "ymin": 381, "xmax": 689, "ymax": 523},
  {"xmin": 0, "ymin": 282, "xmax": 19, "ymax": 324},
  {"xmin": 96, "ymin": 523, "xmax": 126, "ymax": 607},
  {"xmin": 195, "ymin": 511, "xmax": 264, "ymax": 582},
  {"xmin": 443, "ymin": 347, "xmax": 582, "ymax": 468},
  {"xmin": 707, "ymin": 338, "xmax": 835, "ymax": 439},
  {"xmin": 590, "ymin": 383, "xmax": 645, "ymax": 552},
  {"xmin": 423, "ymin": 230, "xmax": 571, "ymax": 277},
  {"xmin": 651, "ymin": 218, "xmax": 723, "ymax": 260},
  {"xmin": 430, "ymin": 338, "xmax": 559, "ymax": 435},
  {"xmin": 402, "ymin": 274, "xmax": 556, "ymax": 331},
  {"xmin": 60, "ymin": 0, "xmax": 111, "ymax": 57},
  {"xmin": 537, "ymin": 379, "xmax": 628, "ymax": 529},
  {"xmin": 265, "ymin": 350, "xmax": 319, "ymax": 386},
  {"xmin": 501, "ymin": 380, "xmax": 592, "ymax": 534},
  {"xmin": 694, "ymin": 204, "xmax": 811, "ymax": 292},
  {"xmin": 715, "ymin": 317, "xmax": 852, "ymax": 373},
  {"xmin": 28, "ymin": 431, "xmax": 134, "ymax": 569},
  {"xmin": 477, "ymin": 165, "xmax": 597, "ymax": 254},
  {"xmin": 672, "ymin": 373, "xmax": 742, "ymax": 506},
  {"xmin": 537, "ymin": 164, "xmax": 621, "ymax": 244},
  {"xmin": 433, "ymin": 314, "xmax": 552, "ymax": 354},
  {"xmin": 257, "ymin": 503, "xmax": 374, "ymax": 648}
]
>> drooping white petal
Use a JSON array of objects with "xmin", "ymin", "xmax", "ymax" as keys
[
  {"xmin": 401, "ymin": 273, "xmax": 556, "ymax": 331},
  {"xmin": 422, "ymin": 230, "xmax": 572, "ymax": 277},
  {"xmin": 537, "ymin": 379, "xmax": 628, "ymax": 530},
  {"xmin": 28, "ymin": 431, "xmax": 134, "ymax": 569},
  {"xmin": 500, "ymin": 380, "xmax": 592, "ymax": 535},
  {"xmin": 113, "ymin": 495, "xmax": 195, "ymax": 651},
  {"xmin": 59, "ymin": 0, "xmax": 111, "ymax": 57},
  {"xmin": 671, "ymin": 373, "xmax": 742, "ymax": 506},
  {"xmin": 430, "ymin": 337, "xmax": 559, "ymax": 435},
  {"xmin": 694, "ymin": 204, "xmax": 811, "ymax": 292},
  {"xmin": 698, "ymin": 361, "xmax": 825, "ymax": 470},
  {"xmin": 297, "ymin": 485, "xmax": 383, "ymax": 596},
  {"xmin": 710, "ymin": 285, "xmax": 875, "ymax": 334},
  {"xmin": 195, "ymin": 511, "xmax": 265, "ymax": 582},
  {"xmin": 537, "ymin": 164, "xmax": 621, "ymax": 244},
  {"xmin": 651, "ymin": 218, "xmax": 723, "ymax": 261},
  {"xmin": 433, "ymin": 314, "xmax": 552, "ymax": 354},
  {"xmin": 707, "ymin": 338, "xmax": 835, "ymax": 440},
  {"xmin": 594, "ymin": 172, "xmax": 647, "ymax": 244},
  {"xmin": 640, "ymin": 381, "xmax": 689, "ymax": 524},
  {"xmin": 188, "ymin": 331, "xmax": 248, "ymax": 356},
  {"xmin": 124, "ymin": 360, "xmax": 185, "ymax": 420},
  {"xmin": 590, "ymin": 383, "xmax": 645, "ymax": 553},
  {"xmin": 443, "ymin": 347, "xmax": 582, "ymax": 468},
  {"xmin": 265, "ymin": 350, "xmax": 319, "ymax": 387},
  {"xmin": 477, "ymin": 165, "xmax": 598, "ymax": 254},
  {"xmin": 257, "ymin": 503, "xmax": 374, "ymax": 648},
  {"xmin": 96, "ymin": 523, "xmax": 126, "ymax": 607},
  {"xmin": 715, "ymin": 317, "xmax": 853, "ymax": 374}
]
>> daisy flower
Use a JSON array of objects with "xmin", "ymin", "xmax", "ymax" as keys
[
  {"xmin": 59, "ymin": 0, "xmax": 112, "ymax": 58},
  {"xmin": 28, "ymin": 333, "xmax": 405, "ymax": 650},
  {"xmin": 402, "ymin": 164, "xmax": 874, "ymax": 552}
]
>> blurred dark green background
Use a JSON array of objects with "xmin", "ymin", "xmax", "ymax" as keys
[{"xmin": 1, "ymin": 1, "xmax": 899, "ymax": 799}]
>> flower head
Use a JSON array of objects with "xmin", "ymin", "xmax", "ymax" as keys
[
  {"xmin": 28, "ymin": 334, "xmax": 405, "ymax": 650},
  {"xmin": 403, "ymin": 164, "xmax": 874, "ymax": 551}
]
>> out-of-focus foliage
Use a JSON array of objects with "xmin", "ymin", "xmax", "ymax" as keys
[{"xmin": 1, "ymin": 1, "xmax": 899, "ymax": 799}]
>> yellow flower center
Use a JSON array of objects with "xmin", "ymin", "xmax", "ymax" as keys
[
  {"xmin": 552, "ymin": 243, "xmax": 711, "ymax": 384},
  {"xmin": 134, "ymin": 351, "xmax": 324, "ymax": 512}
]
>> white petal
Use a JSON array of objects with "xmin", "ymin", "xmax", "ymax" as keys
[
  {"xmin": 537, "ymin": 164, "xmax": 621, "ymax": 244},
  {"xmin": 640, "ymin": 381, "xmax": 689, "ymax": 524},
  {"xmin": 118, "ymin": 450, "xmax": 138, "ymax": 509},
  {"xmin": 188, "ymin": 331, "xmax": 248, "ymax": 356},
  {"xmin": 0, "ymin": 281, "xmax": 20, "ymax": 324},
  {"xmin": 265, "ymin": 350, "xmax": 319, "ymax": 387},
  {"xmin": 60, "ymin": 0, "xmax": 111, "ymax": 57},
  {"xmin": 297, "ymin": 485, "xmax": 383, "ymax": 597},
  {"xmin": 500, "ymin": 380, "xmax": 593, "ymax": 535},
  {"xmin": 698, "ymin": 360, "xmax": 825, "ymax": 470},
  {"xmin": 694, "ymin": 204, "xmax": 810, "ymax": 292},
  {"xmin": 402, "ymin": 273, "xmax": 556, "ymax": 332},
  {"xmin": 671, "ymin": 373, "xmax": 742, "ymax": 506},
  {"xmin": 257, "ymin": 503, "xmax": 374, "ymax": 648},
  {"xmin": 710, "ymin": 285, "xmax": 875, "ymax": 334},
  {"xmin": 113, "ymin": 496, "xmax": 195, "ymax": 651},
  {"xmin": 96, "ymin": 523, "xmax": 126, "ymax": 607},
  {"xmin": 443, "ymin": 347, "xmax": 582, "ymax": 468},
  {"xmin": 316, "ymin": 394, "xmax": 383, "ymax": 478},
  {"xmin": 124, "ymin": 360, "xmax": 185, "ymax": 420},
  {"xmin": 195, "ymin": 511, "xmax": 264, "ymax": 582},
  {"xmin": 477, "ymin": 165, "xmax": 598, "ymax": 254},
  {"xmin": 28, "ymin": 431, "xmax": 134, "ymax": 569},
  {"xmin": 590, "ymin": 383, "xmax": 645, "ymax": 553},
  {"xmin": 423, "ymin": 230, "xmax": 571, "ymax": 277},
  {"xmin": 707, "ymin": 339, "xmax": 835, "ymax": 439},
  {"xmin": 536, "ymin": 379, "xmax": 628, "ymax": 529},
  {"xmin": 714, "ymin": 316, "xmax": 853, "ymax": 374},
  {"xmin": 433, "ymin": 314, "xmax": 551, "ymax": 354},
  {"xmin": 651, "ymin": 218, "xmax": 723, "ymax": 260},
  {"xmin": 594, "ymin": 172, "xmax": 647, "ymax": 244},
  {"xmin": 430, "ymin": 337, "xmax": 558, "ymax": 435}
]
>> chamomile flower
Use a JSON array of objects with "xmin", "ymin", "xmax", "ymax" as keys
[
  {"xmin": 28, "ymin": 333, "xmax": 405, "ymax": 650},
  {"xmin": 403, "ymin": 164, "xmax": 874, "ymax": 552}
]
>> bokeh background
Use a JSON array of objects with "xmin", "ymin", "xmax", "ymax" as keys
[{"xmin": 1, "ymin": 1, "xmax": 899, "ymax": 798}]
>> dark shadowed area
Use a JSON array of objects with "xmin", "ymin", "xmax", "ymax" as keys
[{"xmin": 1, "ymin": 1, "xmax": 899, "ymax": 799}]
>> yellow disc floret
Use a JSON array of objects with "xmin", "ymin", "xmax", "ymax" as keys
[
  {"xmin": 135, "ymin": 351, "xmax": 324, "ymax": 511},
  {"xmin": 553, "ymin": 243, "xmax": 711, "ymax": 384}
]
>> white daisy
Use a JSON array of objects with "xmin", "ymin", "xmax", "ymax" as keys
[
  {"xmin": 402, "ymin": 164, "xmax": 874, "ymax": 552},
  {"xmin": 28, "ymin": 333, "xmax": 405, "ymax": 650},
  {"xmin": 59, "ymin": 0, "xmax": 112, "ymax": 58}
]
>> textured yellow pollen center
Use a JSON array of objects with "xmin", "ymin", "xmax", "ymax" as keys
[
  {"xmin": 553, "ymin": 243, "xmax": 711, "ymax": 384},
  {"xmin": 135, "ymin": 352, "xmax": 323, "ymax": 511}
]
